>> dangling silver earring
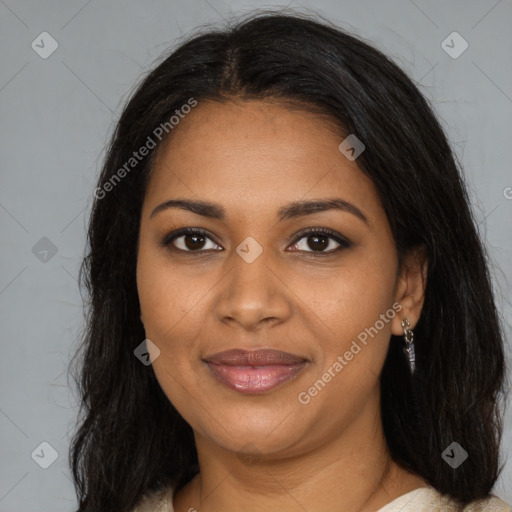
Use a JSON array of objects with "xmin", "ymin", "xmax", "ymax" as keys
[{"xmin": 401, "ymin": 318, "xmax": 415, "ymax": 375}]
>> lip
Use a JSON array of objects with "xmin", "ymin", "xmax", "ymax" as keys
[
  {"xmin": 203, "ymin": 349, "xmax": 309, "ymax": 394},
  {"xmin": 203, "ymin": 348, "xmax": 307, "ymax": 366}
]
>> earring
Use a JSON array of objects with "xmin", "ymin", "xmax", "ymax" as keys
[{"xmin": 401, "ymin": 318, "xmax": 416, "ymax": 375}]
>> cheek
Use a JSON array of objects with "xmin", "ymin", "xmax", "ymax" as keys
[
  {"xmin": 137, "ymin": 258, "xmax": 206, "ymax": 413},
  {"xmin": 292, "ymin": 256, "xmax": 397, "ymax": 383},
  {"xmin": 299, "ymin": 259, "xmax": 395, "ymax": 333},
  {"xmin": 136, "ymin": 248, "xmax": 211, "ymax": 386},
  {"xmin": 136, "ymin": 247, "xmax": 203, "ymax": 338}
]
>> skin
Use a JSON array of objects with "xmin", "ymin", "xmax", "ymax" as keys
[{"xmin": 136, "ymin": 99, "xmax": 429, "ymax": 512}]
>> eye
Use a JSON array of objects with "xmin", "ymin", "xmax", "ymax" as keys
[
  {"xmin": 288, "ymin": 227, "xmax": 351, "ymax": 255},
  {"xmin": 161, "ymin": 227, "xmax": 352, "ymax": 255},
  {"xmin": 162, "ymin": 227, "xmax": 221, "ymax": 253}
]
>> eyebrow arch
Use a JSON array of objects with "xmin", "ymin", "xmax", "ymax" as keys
[{"xmin": 150, "ymin": 198, "xmax": 369, "ymax": 225}]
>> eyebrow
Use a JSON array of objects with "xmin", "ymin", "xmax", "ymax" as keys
[{"xmin": 150, "ymin": 198, "xmax": 369, "ymax": 225}]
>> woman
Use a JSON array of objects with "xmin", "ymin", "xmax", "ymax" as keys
[{"xmin": 69, "ymin": 9, "xmax": 512, "ymax": 512}]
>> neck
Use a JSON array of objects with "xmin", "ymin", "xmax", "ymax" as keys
[{"xmin": 173, "ymin": 393, "xmax": 426, "ymax": 512}]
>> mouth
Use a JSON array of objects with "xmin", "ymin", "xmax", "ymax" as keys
[{"xmin": 202, "ymin": 348, "xmax": 309, "ymax": 394}]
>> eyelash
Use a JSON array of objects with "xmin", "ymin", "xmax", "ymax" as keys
[{"xmin": 160, "ymin": 227, "xmax": 352, "ymax": 257}]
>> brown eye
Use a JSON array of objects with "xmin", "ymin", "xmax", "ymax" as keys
[
  {"xmin": 288, "ymin": 228, "xmax": 351, "ymax": 254},
  {"xmin": 161, "ymin": 227, "xmax": 351, "ymax": 256},
  {"xmin": 181, "ymin": 233, "xmax": 207, "ymax": 250},
  {"xmin": 162, "ymin": 228, "xmax": 221, "ymax": 252}
]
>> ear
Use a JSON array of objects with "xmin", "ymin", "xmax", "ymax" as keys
[{"xmin": 391, "ymin": 244, "xmax": 428, "ymax": 336}]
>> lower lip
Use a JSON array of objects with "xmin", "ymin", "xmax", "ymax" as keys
[{"xmin": 205, "ymin": 362, "xmax": 308, "ymax": 394}]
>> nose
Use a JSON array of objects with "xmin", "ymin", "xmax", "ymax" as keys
[{"xmin": 214, "ymin": 247, "xmax": 293, "ymax": 332}]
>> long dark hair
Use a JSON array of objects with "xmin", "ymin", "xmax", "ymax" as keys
[{"xmin": 68, "ymin": 9, "xmax": 509, "ymax": 511}]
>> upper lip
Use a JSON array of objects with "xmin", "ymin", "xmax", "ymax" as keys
[{"xmin": 203, "ymin": 348, "xmax": 307, "ymax": 366}]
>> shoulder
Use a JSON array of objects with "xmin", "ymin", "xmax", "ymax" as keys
[
  {"xmin": 131, "ymin": 485, "xmax": 174, "ymax": 512},
  {"xmin": 463, "ymin": 495, "xmax": 512, "ymax": 511},
  {"xmin": 377, "ymin": 487, "xmax": 512, "ymax": 512}
]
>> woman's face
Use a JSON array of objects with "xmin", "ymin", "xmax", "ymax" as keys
[{"xmin": 136, "ymin": 99, "xmax": 408, "ymax": 460}]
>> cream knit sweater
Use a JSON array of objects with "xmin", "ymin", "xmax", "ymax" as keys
[{"xmin": 132, "ymin": 486, "xmax": 512, "ymax": 511}]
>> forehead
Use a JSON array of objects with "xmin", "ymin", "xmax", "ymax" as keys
[{"xmin": 144, "ymin": 99, "xmax": 381, "ymax": 224}]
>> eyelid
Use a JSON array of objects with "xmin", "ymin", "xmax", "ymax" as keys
[{"xmin": 161, "ymin": 226, "xmax": 352, "ymax": 254}]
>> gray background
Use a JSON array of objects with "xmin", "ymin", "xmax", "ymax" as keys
[{"xmin": 1, "ymin": 0, "xmax": 511, "ymax": 510}]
